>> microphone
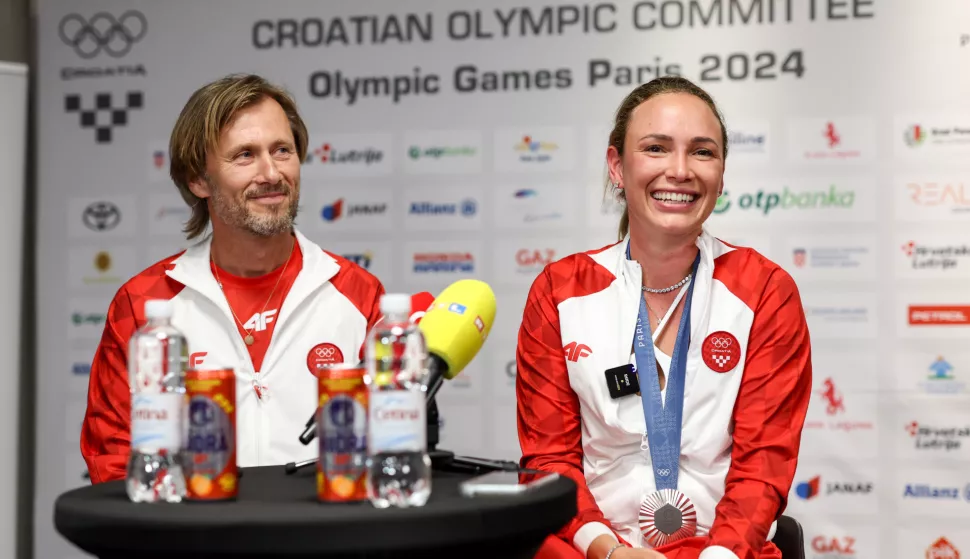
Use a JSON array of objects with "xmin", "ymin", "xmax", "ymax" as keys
[
  {"xmin": 418, "ymin": 279, "xmax": 496, "ymax": 403},
  {"xmin": 296, "ymin": 292, "xmax": 435, "ymax": 448}
]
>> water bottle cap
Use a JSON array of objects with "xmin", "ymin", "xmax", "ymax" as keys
[
  {"xmin": 380, "ymin": 293, "xmax": 411, "ymax": 315},
  {"xmin": 144, "ymin": 299, "xmax": 173, "ymax": 319}
]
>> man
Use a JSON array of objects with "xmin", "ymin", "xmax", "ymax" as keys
[{"xmin": 80, "ymin": 74, "xmax": 385, "ymax": 484}]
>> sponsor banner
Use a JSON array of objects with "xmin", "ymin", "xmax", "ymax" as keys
[
  {"xmin": 310, "ymin": 187, "xmax": 393, "ymax": 231},
  {"xmin": 494, "ymin": 183, "xmax": 576, "ymax": 229},
  {"xmin": 895, "ymin": 234, "xmax": 970, "ymax": 279},
  {"xmin": 67, "ymin": 347, "xmax": 96, "ymax": 395},
  {"xmin": 894, "ymin": 175, "xmax": 970, "ymax": 222},
  {"xmin": 402, "ymin": 187, "xmax": 482, "ymax": 231},
  {"xmin": 493, "ymin": 126, "xmax": 576, "ymax": 173},
  {"xmin": 708, "ymin": 177, "xmax": 876, "ymax": 224},
  {"xmin": 491, "ymin": 238, "xmax": 581, "ymax": 286},
  {"xmin": 804, "ymin": 526, "xmax": 880, "ymax": 559},
  {"xmin": 322, "ymin": 240, "xmax": 393, "ymax": 285},
  {"xmin": 896, "ymin": 468, "xmax": 970, "ymax": 518},
  {"xmin": 779, "ymin": 234, "xmax": 877, "ymax": 282},
  {"xmin": 67, "ymin": 297, "xmax": 110, "ymax": 343},
  {"xmin": 896, "ymin": 532, "xmax": 969, "ymax": 559},
  {"xmin": 801, "ymin": 292, "xmax": 878, "ymax": 340},
  {"xmin": 68, "ymin": 196, "xmax": 137, "ymax": 239},
  {"xmin": 895, "ymin": 400, "xmax": 970, "ymax": 460},
  {"xmin": 302, "ymin": 132, "xmax": 393, "ymax": 177},
  {"xmin": 726, "ymin": 118, "xmax": 771, "ymax": 164},
  {"xmin": 893, "ymin": 351, "xmax": 970, "ymax": 397},
  {"xmin": 801, "ymin": 351, "xmax": 878, "ymax": 459},
  {"xmin": 401, "ymin": 129, "xmax": 483, "ymax": 174},
  {"xmin": 897, "ymin": 292, "xmax": 970, "ymax": 338},
  {"xmin": 67, "ymin": 246, "xmax": 137, "ymax": 290},
  {"xmin": 146, "ymin": 141, "xmax": 169, "ymax": 183},
  {"xmin": 786, "ymin": 117, "xmax": 876, "ymax": 164},
  {"xmin": 786, "ymin": 462, "xmax": 879, "ymax": 515},
  {"xmin": 403, "ymin": 240, "xmax": 482, "ymax": 282},
  {"xmin": 148, "ymin": 191, "xmax": 192, "ymax": 237},
  {"xmin": 894, "ymin": 114, "xmax": 970, "ymax": 157}
]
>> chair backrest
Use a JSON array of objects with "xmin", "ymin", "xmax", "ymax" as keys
[{"xmin": 771, "ymin": 515, "xmax": 806, "ymax": 559}]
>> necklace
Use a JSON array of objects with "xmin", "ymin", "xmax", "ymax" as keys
[
  {"xmin": 211, "ymin": 244, "xmax": 294, "ymax": 346},
  {"xmin": 641, "ymin": 273, "xmax": 692, "ymax": 294}
]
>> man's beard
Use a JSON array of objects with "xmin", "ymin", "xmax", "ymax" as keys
[{"xmin": 207, "ymin": 178, "xmax": 299, "ymax": 237}]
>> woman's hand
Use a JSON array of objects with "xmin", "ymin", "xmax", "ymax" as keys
[
  {"xmin": 613, "ymin": 548, "xmax": 667, "ymax": 559},
  {"xmin": 588, "ymin": 535, "xmax": 667, "ymax": 559}
]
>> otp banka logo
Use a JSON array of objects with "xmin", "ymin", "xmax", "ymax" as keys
[
  {"xmin": 713, "ymin": 185, "xmax": 855, "ymax": 216},
  {"xmin": 342, "ymin": 252, "xmax": 373, "ymax": 270}
]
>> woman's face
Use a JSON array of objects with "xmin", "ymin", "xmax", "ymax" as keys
[{"xmin": 607, "ymin": 92, "xmax": 725, "ymax": 241}]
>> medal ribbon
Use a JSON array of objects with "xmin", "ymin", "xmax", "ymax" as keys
[{"xmin": 627, "ymin": 243, "xmax": 700, "ymax": 492}]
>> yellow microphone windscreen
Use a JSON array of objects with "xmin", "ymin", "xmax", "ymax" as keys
[{"xmin": 419, "ymin": 279, "xmax": 496, "ymax": 379}]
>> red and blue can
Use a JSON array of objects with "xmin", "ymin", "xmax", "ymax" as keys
[{"xmin": 184, "ymin": 368, "xmax": 237, "ymax": 500}]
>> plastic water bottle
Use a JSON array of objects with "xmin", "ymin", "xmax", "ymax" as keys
[
  {"xmin": 126, "ymin": 299, "xmax": 187, "ymax": 503},
  {"xmin": 364, "ymin": 293, "xmax": 432, "ymax": 508}
]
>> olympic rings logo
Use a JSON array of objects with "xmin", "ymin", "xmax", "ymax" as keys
[
  {"xmin": 59, "ymin": 11, "xmax": 147, "ymax": 59},
  {"xmin": 710, "ymin": 337, "xmax": 733, "ymax": 349},
  {"xmin": 656, "ymin": 468, "xmax": 671, "ymax": 477},
  {"xmin": 315, "ymin": 347, "xmax": 336, "ymax": 358}
]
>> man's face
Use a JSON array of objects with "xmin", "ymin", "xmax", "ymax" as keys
[{"xmin": 191, "ymin": 96, "xmax": 301, "ymax": 237}]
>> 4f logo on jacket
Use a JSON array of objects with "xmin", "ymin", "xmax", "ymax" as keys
[
  {"xmin": 244, "ymin": 309, "xmax": 277, "ymax": 332},
  {"xmin": 563, "ymin": 341, "xmax": 592, "ymax": 362}
]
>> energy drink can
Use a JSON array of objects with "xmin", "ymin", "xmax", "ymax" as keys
[
  {"xmin": 184, "ymin": 368, "xmax": 237, "ymax": 500},
  {"xmin": 317, "ymin": 363, "xmax": 368, "ymax": 502}
]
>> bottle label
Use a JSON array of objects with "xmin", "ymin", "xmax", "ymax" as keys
[
  {"xmin": 131, "ymin": 393, "xmax": 183, "ymax": 451},
  {"xmin": 368, "ymin": 390, "xmax": 426, "ymax": 453}
]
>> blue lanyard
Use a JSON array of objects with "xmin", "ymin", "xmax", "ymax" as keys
[{"xmin": 627, "ymin": 244, "xmax": 700, "ymax": 491}]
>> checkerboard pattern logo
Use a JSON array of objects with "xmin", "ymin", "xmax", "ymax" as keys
[{"xmin": 64, "ymin": 91, "xmax": 143, "ymax": 144}]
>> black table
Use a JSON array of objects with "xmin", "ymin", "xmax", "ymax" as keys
[{"xmin": 54, "ymin": 465, "xmax": 577, "ymax": 558}]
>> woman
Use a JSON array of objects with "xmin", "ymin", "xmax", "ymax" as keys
[{"xmin": 516, "ymin": 76, "xmax": 812, "ymax": 559}]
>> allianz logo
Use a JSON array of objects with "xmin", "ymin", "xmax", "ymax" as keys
[{"xmin": 903, "ymin": 483, "xmax": 970, "ymax": 501}]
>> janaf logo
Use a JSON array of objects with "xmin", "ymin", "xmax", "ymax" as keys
[{"xmin": 713, "ymin": 185, "xmax": 855, "ymax": 216}]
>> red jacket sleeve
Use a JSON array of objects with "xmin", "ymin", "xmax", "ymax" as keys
[
  {"xmin": 707, "ymin": 269, "xmax": 813, "ymax": 559},
  {"xmin": 515, "ymin": 267, "xmax": 625, "ymax": 546},
  {"xmin": 80, "ymin": 288, "xmax": 139, "ymax": 484}
]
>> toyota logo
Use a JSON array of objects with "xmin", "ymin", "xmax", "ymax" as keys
[
  {"xmin": 710, "ymin": 337, "xmax": 733, "ymax": 349},
  {"xmin": 82, "ymin": 202, "xmax": 121, "ymax": 231},
  {"xmin": 315, "ymin": 347, "xmax": 336, "ymax": 358},
  {"xmin": 59, "ymin": 11, "xmax": 147, "ymax": 59}
]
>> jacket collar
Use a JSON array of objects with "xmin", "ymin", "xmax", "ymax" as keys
[{"xmin": 165, "ymin": 228, "xmax": 341, "ymax": 309}]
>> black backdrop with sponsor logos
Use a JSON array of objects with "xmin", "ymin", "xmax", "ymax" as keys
[{"xmin": 34, "ymin": 1, "xmax": 970, "ymax": 558}]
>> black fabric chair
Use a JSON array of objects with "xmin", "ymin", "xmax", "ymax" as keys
[{"xmin": 772, "ymin": 515, "xmax": 806, "ymax": 559}]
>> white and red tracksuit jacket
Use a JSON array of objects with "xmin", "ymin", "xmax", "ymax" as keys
[
  {"xmin": 81, "ymin": 229, "xmax": 384, "ymax": 483},
  {"xmin": 516, "ymin": 230, "xmax": 812, "ymax": 559}
]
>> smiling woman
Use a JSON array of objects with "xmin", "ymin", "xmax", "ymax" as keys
[{"xmin": 517, "ymin": 76, "xmax": 812, "ymax": 559}]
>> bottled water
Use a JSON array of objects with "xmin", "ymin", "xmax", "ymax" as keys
[
  {"xmin": 126, "ymin": 299, "xmax": 187, "ymax": 503},
  {"xmin": 364, "ymin": 293, "xmax": 432, "ymax": 508}
]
